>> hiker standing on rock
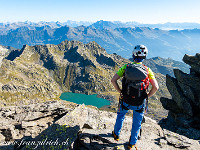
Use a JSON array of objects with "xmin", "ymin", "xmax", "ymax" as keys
[{"xmin": 111, "ymin": 45, "xmax": 159, "ymax": 150}]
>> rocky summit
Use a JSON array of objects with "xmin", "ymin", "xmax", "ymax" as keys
[
  {"xmin": 160, "ymin": 53, "xmax": 200, "ymax": 140},
  {"xmin": 0, "ymin": 100, "xmax": 199, "ymax": 150}
]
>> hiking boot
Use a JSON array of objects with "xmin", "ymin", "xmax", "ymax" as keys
[
  {"xmin": 127, "ymin": 143, "xmax": 138, "ymax": 150},
  {"xmin": 112, "ymin": 131, "xmax": 119, "ymax": 141}
]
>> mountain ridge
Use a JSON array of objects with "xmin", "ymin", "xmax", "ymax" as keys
[
  {"xmin": 143, "ymin": 57, "xmax": 190, "ymax": 76},
  {"xmin": 1, "ymin": 24, "xmax": 200, "ymax": 61},
  {"xmin": 1, "ymin": 20, "xmax": 200, "ymax": 30},
  {"xmin": 0, "ymin": 40, "xmax": 131, "ymax": 106}
]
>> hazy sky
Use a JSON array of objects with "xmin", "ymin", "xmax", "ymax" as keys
[{"xmin": 0, "ymin": 0, "xmax": 200, "ymax": 23}]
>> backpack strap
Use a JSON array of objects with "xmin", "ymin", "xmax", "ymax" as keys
[
  {"xmin": 141, "ymin": 64, "xmax": 149, "ymax": 90},
  {"xmin": 142, "ymin": 64, "xmax": 149, "ymax": 113},
  {"xmin": 145, "ymin": 65, "xmax": 149, "ymax": 89}
]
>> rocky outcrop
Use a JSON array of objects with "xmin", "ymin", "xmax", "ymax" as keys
[
  {"xmin": 0, "ymin": 100, "xmax": 77, "ymax": 149},
  {"xmin": 0, "ymin": 101, "xmax": 73, "ymax": 139},
  {"xmin": 160, "ymin": 53, "xmax": 200, "ymax": 140},
  {"xmin": 0, "ymin": 101, "xmax": 199, "ymax": 150},
  {"xmin": 183, "ymin": 53, "xmax": 200, "ymax": 74}
]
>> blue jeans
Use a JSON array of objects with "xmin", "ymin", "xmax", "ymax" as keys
[{"xmin": 114, "ymin": 100, "xmax": 145, "ymax": 145}]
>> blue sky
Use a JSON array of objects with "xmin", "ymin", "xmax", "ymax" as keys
[{"xmin": 0, "ymin": 0, "xmax": 200, "ymax": 23}]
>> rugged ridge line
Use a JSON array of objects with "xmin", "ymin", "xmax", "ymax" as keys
[
  {"xmin": 0, "ymin": 40, "xmax": 131, "ymax": 106},
  {"xmin": 1, "ymin": 24, "xmax": 200, "ymax": 60}
]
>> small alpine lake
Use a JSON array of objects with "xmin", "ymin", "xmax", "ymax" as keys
[{"xmin": 60, "ymin": 92, "xmax": 110, "ymax": 108}]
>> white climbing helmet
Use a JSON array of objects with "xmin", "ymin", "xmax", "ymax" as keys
[{"xmin": 133, "ymin": 45, "xmax": 148, "ymax": 58}]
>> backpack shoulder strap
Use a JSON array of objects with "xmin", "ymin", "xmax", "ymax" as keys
[
  {"xmin": 142, "ymin": 64, "xmax": 149, "ymax": 76},
  {"xmin": 141, "ymin": 64, "xmax": 150, "ymax": 90}
]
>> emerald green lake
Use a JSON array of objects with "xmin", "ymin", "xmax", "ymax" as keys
[{"xmin": 60, "ymin": 92, "xmax": 110, "ymax": 108}]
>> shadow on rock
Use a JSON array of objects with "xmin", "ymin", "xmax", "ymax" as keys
[{"xmin": 77, "ymin": 132, "xmax": 129, "ymax": 150}]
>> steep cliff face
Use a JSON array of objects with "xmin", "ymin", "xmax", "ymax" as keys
[{"xmin": 160, "ymin": 53, "xmax": 200, "ymax": 140}]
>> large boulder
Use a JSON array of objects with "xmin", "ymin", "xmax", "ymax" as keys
[
  {"xmin": 173, "ymin": 69, "xmax": 200, "ymax": 106},
  {"xmin": 166, "ymin": 74, "xmax": 193, "ymax": 116},
  {"xmin": 160, "ymin": 97, "xmax": 181, "ymax": 113}
]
